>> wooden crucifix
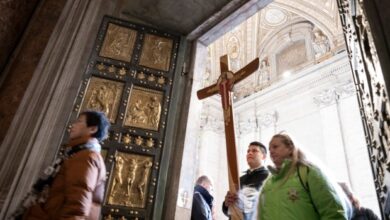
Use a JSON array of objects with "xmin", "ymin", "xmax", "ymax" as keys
[{"xmin": 197, "ymin": 55, "xmax": 259, "ymax": 220}]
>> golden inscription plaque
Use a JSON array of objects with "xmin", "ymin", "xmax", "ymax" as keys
[
  {"xmin": 99, "ymin": 23, "xmax": 137, "ymax": 62},
  {"xmin": 80, "ymin": 77, "xmax": 124, "ymax": 123},
  {"xmin": 139, "ymin": 34, "xmax": 173, "ymax": 71},
  {"xmin": 107, "ymin": 152, "xmax": 153, "ymax": 208},
  {"xmin": 124, "ymin": 86, "xmax": 163, "ymax": 131}
]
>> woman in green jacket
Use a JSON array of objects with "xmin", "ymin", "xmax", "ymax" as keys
[{"xmin": 257, "ymin": 133, "xmax": 350, "ymax": 220}]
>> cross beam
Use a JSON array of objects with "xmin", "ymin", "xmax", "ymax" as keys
[{"xmin": 197, "ymin": 55, "xmax": 259, "ymax": 220}]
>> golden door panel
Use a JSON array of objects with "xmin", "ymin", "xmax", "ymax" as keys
[
  {"xmin": 124, "ymin": 86, "xmax": 163, "ymax": 131},
  {"xmin": 99, "ymin": 23, "xmax": 137, "ymax": 62},
  {"xmin": 139, "ymin": 34, "xmax": 173, "ymax": 71},
  {"xmin": 80, "ymin": 77, "xmax": 124, "ymax": 123},
  {"xmin": 107, "ymin": 151, "xmax": 153, "ymax": 208},
  {"xmin": 67, "ymin": 16, "xmax": 181, "ymax": 219}
]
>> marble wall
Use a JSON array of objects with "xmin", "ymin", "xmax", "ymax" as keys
[
  {"xmin": 0, "ymin": 0, "xmax": 67, "ymax": 145},
  {"xmin": 0, "ymin": 0, "xmax": 39, "ymax": 73}
]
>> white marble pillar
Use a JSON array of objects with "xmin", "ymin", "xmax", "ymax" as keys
[
  {"xmin": 315, "ymin": 89, "xmax": 350, "ymax": 181},
  {"xmin": 175, "ymin": 42, "xmax": 208, "ymax": 219},
  {"xmin": 237, "ymin": 113, "xmax": 257, "ymax": 171},
  {"xmin": 336, "ymin": 93, "xmax": 381, "ymax": 215},
  {"xmin": 198, "ymin": 117, "xmax": 228, "ymax": 220}
]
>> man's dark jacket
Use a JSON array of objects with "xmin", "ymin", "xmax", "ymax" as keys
[
  {"xmin": 191, "ymin": 185, "xmax": 214, "ymax": 220},
  {"xmin": 222, "ymin": 166, "xmax": 269, "ymax": 218}
]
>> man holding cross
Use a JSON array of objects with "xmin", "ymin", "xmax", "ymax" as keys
[
  {"xmin": 197, "ymin": 54, "xmax": 261, "ymax": 220},
  {"xmin": 222, "ymin": 141, "xmax": 269, "ymax": 220}
]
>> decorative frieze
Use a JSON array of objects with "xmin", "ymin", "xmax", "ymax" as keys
[
  {"xmin": 238, "ymin": 119, "xmax": 257, "ymax": 134},
  {"xmin": 313, "ymin": 88, "xmax": 336, "ymax": 106},
  {"xmin": 199, "ymin": 114, "xmax": 224, "ymax": 134},
  {"xmin": 257, "ymin": 111, "xmax": 278, "ymax": 128},
  {"xmin": 313, "ymin": 81, "xmax": 356, "ymax": 107}
]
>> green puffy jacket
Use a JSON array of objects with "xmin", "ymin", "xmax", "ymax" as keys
[{"xmin": 258, "ymin": 160, "xmax": 347, "ymax": 220}]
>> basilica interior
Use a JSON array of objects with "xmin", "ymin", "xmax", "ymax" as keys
[
  {"xmin": 0, "ymin": 0, "xmax": 389, "ymax": 220},
  {"xmin": 177, "ymin": 1, "xmax": 379, "ymax": 219}
]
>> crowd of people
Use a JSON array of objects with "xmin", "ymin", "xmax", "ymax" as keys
[
  {"xmin": 9, "ymin": 110, "xmax": 379, "ymax": 220},
  {"xmin": 192, "ymin": 133, "xmax": 380, "ymax": 220}
]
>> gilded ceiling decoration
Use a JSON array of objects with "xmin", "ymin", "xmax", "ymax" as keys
[{"xmin": 205, "ymin": 0, "xmax": 343, "ymax": 101}]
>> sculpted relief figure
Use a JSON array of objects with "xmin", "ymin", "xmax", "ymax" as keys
[
  {"xmin": 146, "ymin": 96, "xmax": 161, "ymax": 127},
  {"xmin": 138, "ymin": 161, "xmax": 153, "ymax": 201},
  {"xmin": 130, "ymin": 99, "xmax": 147, "ymax": 124},
  {"xmin": 107, "ymin": 26, "xmax": 133, "ymax": 58},
  {"xmin": 257, "ymin": 58, "xmax": 270, "ymax": 88},
  {"xmin": 109, "ymin": 156, "xmax": 124, "ymax": 203},
  {"xmin": 113, "ymin": 156, "xmax": 124, "ymax": 192},
  {"xmin": 151, "ymin": 40, "xmax": 169, "ymax": 65},
  {"xmin": 89, "ymin": 85, "xmax": 111, "ymax": 117},
  {"xmin": 312, "ymin": 29, "xmax": 330, "ymax": 58},
  {"xmin": 127, "ymin": 159, "xmax": 138, "ymax": 198}
]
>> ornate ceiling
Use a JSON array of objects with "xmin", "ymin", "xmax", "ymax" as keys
[{"xmin": 204, "ymin": 0, "xmax": 345, "ymax": 100}]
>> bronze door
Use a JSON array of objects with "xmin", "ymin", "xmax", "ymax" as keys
[
  {"xmin": 337, "ymin": 1, "xmax": 390, "ymax": 219},
  {"xmin": 64, "ymin": 16, "xmax": 180, "ymax": 220}
]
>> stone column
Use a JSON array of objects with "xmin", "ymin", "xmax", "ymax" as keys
[
  {"xmin": 0, "ymin": 0, "xmax": 115, "ymax": 218},
  {"xmin": 314, "ymin": 88, "xmax": 350, "ymax": 181},
  {"xmin": 197, "ymin": 111, "xmax": 227, "ymax": 220},
  {"xmin": 174, "ymin": 44, "xmax": 208, "ymax": 219}
]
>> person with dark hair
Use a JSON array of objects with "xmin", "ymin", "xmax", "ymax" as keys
[
  {"xmin": 339, "ymin": 182, "xmax": 380, "ymax": 220},
  {"xmin": 222, "ymin": 141, "xmax": 269, "ymax": 220},
  {"xmin": 257, "ymin": 133, "xmax": 349, "ymax": 220},
  {"xmin": 15, "ymin": 111, "xmax": 110, "ymax": 220},
  {"xmin": 191, "ymin": 175, "xmax": 214, "ymax": 220}
]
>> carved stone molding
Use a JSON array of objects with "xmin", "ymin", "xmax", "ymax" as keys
[
  {"xmin": 313, "ymin": 81, "xmax": 356, "ymax": 107},
  {"xmin": 313, "ymin": 88, "xmax": 336, "ymax": 106},
  {"xmin": 256, "ymin": 111, "xmax": 278, "ymax": 128},
  {"xmin": 200, "ymin": 114, "xmax": 224, "ymax": 134},
  {"xmin": 238, "ymin": 119, "xmax": 257, "ymax": 134},
  {"xmin": 336, "ymin": 81, "xmax": 356, "ymax": 98}
]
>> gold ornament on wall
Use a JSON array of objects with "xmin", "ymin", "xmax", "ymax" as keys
[
  {"xmin": 104, "ymin": 214, "xmax": 114, "ymax": 220},
  {"xmin": 80, "ymin": 77, "xmax": 124, "ymax": 123},
  {"xmin": 96, "ymin": 63, "xmax": 105, "ymax": 71},
  {"xmin": 119, "ymin": 67, "xmax": 127, "ymax": 76},
  {"xmin": 99, "ymin": 23, "xmax": 137, "ymax": 62},
  {"xmin": 135, "ymin": 136, "xmax": 143, "ymax": 146},
  {"xmin": 157, "ymin": 76, "xmax": 166, "ymax": 85},
  {"xmin": 139, "ymin": 34, "xmax": 173, "ymax": 71},
  {"xmin": 146, "ymin": 138, "xmax": 154, "ymax": 148},
  {"xmin": 107, "ymin": 152, "xmax": 153, "ymax": 208},
  {"xmin": 124, "ymin": 86, "xmax": 163, "ymax": 131},
  {"xmin": 122, "ymin": 134, "xmax": 132, "ymax": 144}
]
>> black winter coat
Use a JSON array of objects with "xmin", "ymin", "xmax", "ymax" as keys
[
  {"xmin": 352, "ymin": 207, "xmax": 380, "ymax": 220},
  {"xmin": 191, "ymin": 185, "xmax": 213, "ymax": 220},
  {"xmin": 222, "ymin": 166, "xmax": 269, "ymax": 218}
]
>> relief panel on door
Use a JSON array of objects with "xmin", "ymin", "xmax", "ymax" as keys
[{"xmin": 65, "ymin": 16, "xmax": 180, "ymax": 220}]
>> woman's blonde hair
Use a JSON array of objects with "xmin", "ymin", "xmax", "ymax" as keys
[{"xmin": 271, "ymin": 133, "xmax": 311, "ymax": 184}]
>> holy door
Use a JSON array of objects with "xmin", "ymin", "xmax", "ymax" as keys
[
  {"xmin": 63, "ymin": 16, "xmax": 180, "ymax": 219},
  {"xmin": 337, "ymin": 1, "xmax": 390, "ymax": 219}
]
